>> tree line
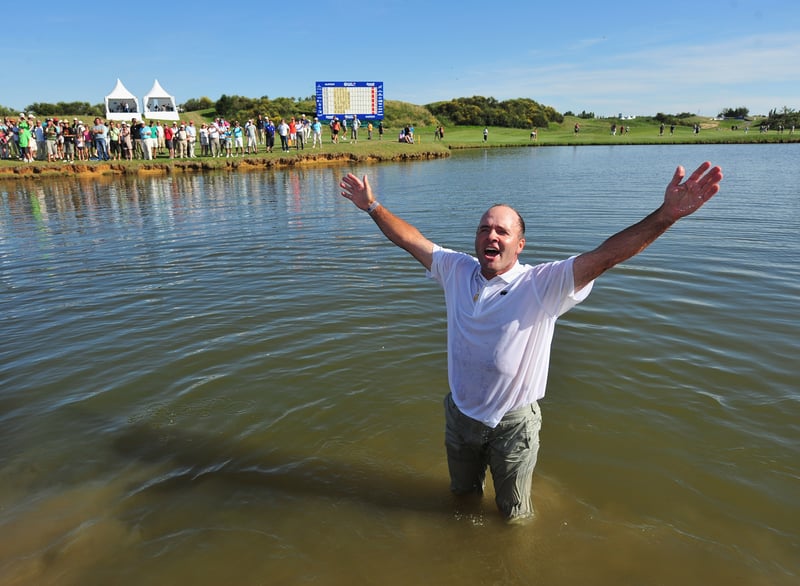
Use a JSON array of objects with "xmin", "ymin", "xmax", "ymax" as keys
[
  {"xmin": 1, "ymin": 101, "xmax": 104, "ymax": 118},
  {"xmin": 4, "ymin": 96, "xmax": 796, "ymax": 130},
  {"xmin": 1, "ymin": 94, "xmax": 563, "ymax": 129},
  {"xmin": 716, "ymin": 105, "xmax": 798, "ymax": 128},
  {"xmin": 425, "ymin": 96, "xmax": 563, "ymax": 128},
  {"xmin": 184, "ymin": 94, "xmax": 564, "ymax": 129}
]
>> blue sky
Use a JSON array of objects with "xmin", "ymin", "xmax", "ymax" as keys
[{"xmin": 4, "ymin": 0, "xmax": 798, "ymax": 117}]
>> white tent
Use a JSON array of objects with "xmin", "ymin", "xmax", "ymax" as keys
[
  {"xmin": 143, "ymin": 80, "xmax": 179, "ymax": 121},
  {"xmin": 105, "ymin": 79, "xmax": 141, "ymax": 121}
]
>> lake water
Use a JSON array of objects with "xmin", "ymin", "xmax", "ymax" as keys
[{"xmin": 1, "ymin": 144, "xmax": 798, "ymax": 585}]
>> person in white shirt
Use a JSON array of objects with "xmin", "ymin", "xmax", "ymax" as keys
[
  {"xmin": 207, "ymin": 121, "xmax": 221, "ymax": 157},
  {"xmin": 186, "ymin": 121, "xmax": 197, "ymax": 158},
  {"xmin": 245, "ymin": 120, "xmax": 258, "ymax": 154},
  {"xmin": 338, "ymin": 161, "xmax": 723, "ymax": 522}
]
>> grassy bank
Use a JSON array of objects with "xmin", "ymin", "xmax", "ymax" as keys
[
  {"xmin": 436, "ymin": 115, "xmax": 800, "ymax": 147},
  {"xmin": 2, "ymin": 115, "xmax": 796, "ymax": 181},
  {"xmin": 0, "ymin": 138, "xmax": 451, "ymax": 180}
]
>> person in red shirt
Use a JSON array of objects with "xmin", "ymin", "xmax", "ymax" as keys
[{"xmin": 164, "ymin": 123, "xmax": 174, "ymax": 159}]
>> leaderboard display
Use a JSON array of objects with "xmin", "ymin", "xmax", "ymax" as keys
[{"xmin": 315, "ymin": 81, "xmax": 384, "ymax": 121}]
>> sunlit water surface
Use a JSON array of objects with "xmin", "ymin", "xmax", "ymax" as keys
[{"xmin": 1, "ymin": 144, "xmax": 798, "ymax": 585}]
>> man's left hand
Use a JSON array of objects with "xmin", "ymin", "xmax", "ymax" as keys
[{"xmin": 663, "ymin": 161, "xmax": 723, "ymax": 221}]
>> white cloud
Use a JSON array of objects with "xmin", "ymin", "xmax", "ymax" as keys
[{"xmin": 411, "ymin": 33, "xmax": 800, "ymax": 116}]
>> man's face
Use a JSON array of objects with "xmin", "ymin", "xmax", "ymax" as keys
[{"xmin": 474, "ymin": 205, "xmax": 525, "ymax": 279}]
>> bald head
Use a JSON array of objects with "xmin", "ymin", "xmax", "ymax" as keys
[{"xmin": 483, "ymin": 204, "xmax": 526, "ymax": 237}]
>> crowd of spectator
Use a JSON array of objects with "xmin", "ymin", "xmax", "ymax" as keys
[{"xmin": 0, "ymin": 112, "xmax": 387, "ymax": 162}]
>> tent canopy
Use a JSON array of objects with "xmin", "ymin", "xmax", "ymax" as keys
[
  {"xmin": 143, "ymin": 80, "xmax": 179, "ymax": 121},
  {"xmin": 105, "ymin": 79, "xmax": 141, "ymax": 121}
]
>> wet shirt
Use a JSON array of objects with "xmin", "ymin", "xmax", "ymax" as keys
[{"xmin": 428, "ymin": 245, "xmax": 592, "ymax": 427}]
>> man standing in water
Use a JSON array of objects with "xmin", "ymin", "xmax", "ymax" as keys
[{"xmin": 339, "ymin": 161, "xmax": 723, "ymax": 522}]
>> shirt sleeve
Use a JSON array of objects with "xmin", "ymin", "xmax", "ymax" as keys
[
  {"xmin": 532, "ymin": 255, "xmax": 593, "ymax": 317},
  {"xmin": 427, "ymin": 245, "xmax": 477, "ymax": 287}
]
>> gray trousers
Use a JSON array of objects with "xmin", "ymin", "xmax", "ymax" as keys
[{"xmin": 444, "ymin": 392, "xmax": 541, "ymax": 520}]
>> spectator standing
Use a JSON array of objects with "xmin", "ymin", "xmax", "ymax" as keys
[
  {"xmin": 149, "ymin": 121, "xmax": 159, "ymax": 158},
  {"xmin": 140, "ymin": 123, "xmax": 153, "ymax": 160},
  {"xmin": 30, "ymin": 130, "xmax": 41, "ymax": 161},
  {"xmin": 62, "ymin": 121, "xmax": 75, "ymax": 162},
  {"xmin": 311, "ymin": 117, "xmax": 322, "ymax": 148},
  {"xmin": 56, "ymin": 121, "xmax": 65, "ymax": 160},
  {"xmin": 175, "ymin": 123, "xmax": 188, "ymax": 158},
  {"xmin": 199, "ymin": 124, "xmax": 209, "ymax": 156},
  {"xmin": 288, "ymin": 117, "xmax": 297, "ymax": 148},
  {"xmin": 164, "ymin": 123, "xmax": 174, "ymax": 158},
  {"xmin": 120, "ymin": 122, "xmax": 133, "ymax": 160},
  {"xmin": 34, "ymin": 120, "xmax": 46, "ymax": 160},
  {"xmin": 264, "ymin": 118, "xmax": 275, "ymax": 153},
  {"xmin": 330, "ymin": 117, "xmax": 340, "ymax": 143},
  {"xmin": 295, "ymin": 117, "xmax": 306, "ymax": 150},
  {"xmin": 85, "ymin": 124, "xmax": 95, "ymax": 158},
  {"xmin": 18, "ymin": 118, "xmax": 32, "ymax": 162},
  {"xmin": 108, "ymin": 121, "xmax": 121, "ymax": 160},
  {"xmin": 257, "ymin": 114, "xmax": 266, "ymax": 145},
  {"xmin": 208, "ymin": 120, "xmax": 221, "ymax": 157},
  {"xmin": 277, "ymin": 119, "xmax": 290, "ymax": 152},
  {"xmin": 8, "ymin": 118, "xmax": 20, "ymax": 160},
  {"xmin": 245, "ymin": 120, "xmax": 257, "ymax": 154},
  {"xmin": 92, "ymin": 117, "xmax": 110, "ymax": 161},
  {"xmin": 28, "ymin": 121, "xmax": 39, "ymax": 161},
  {"xmin": 75, "ymin": 120, "xmax": 86, "ymax": 160},
  {"xmin": 232, "ymin": 121, "xmax": 244, "ymax": 156},
  {"xmin": 186, "ymin": 121, "xmax": 197, "ymax": 157},
  {"xmin": 0, "ymin": 123, "xmax": 8, "ymax": 160},
  {"xmin": 223, "ymin": 123, "xmax": 233, "ymax": 157},
  {"xmin": 130, "ymin": 120, "xmax": 143, "ymax": 159},
  {"xmin": 156, "ymin": 122, "xmax": 165, "ymax": 155}
]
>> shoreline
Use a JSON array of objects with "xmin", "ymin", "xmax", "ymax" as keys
[{"xmin": 0, "ymin": 150, "xmax": 450, "ymax": 181}]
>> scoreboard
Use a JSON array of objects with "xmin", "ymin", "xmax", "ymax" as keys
[{"xmin": 315, "ymin": 81, "xmax": 384, "ymax": 121}]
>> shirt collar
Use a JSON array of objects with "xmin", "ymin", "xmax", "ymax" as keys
[
  {"xmin": 476, "ymin": 260, "xmax": 525, "ymax": 285},
  {"xmin": 496, "ymin": 261, "xmax": 525, "ymax": 284}
]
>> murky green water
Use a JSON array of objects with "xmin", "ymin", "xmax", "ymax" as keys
[{"xmin": 1, "ymin": 144, "xmax": 798, "ymax": 585}]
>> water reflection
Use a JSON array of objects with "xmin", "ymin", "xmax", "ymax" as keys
[{"xmin": 0, "ymin": 168, "xmax": 353, "ymax": 237}]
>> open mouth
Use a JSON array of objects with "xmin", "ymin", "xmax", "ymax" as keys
[{"xmin": 484, "ymin": 246, "xmax": 500, "ymax": 258}]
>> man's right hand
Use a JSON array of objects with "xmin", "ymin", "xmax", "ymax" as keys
[
  {"xmin": 337, "ymin": 173, "xmax": 435, "ymax": 270},
  {"xmin": 339, "ymin": 173, "xmax": 374, "ymax": 211}
]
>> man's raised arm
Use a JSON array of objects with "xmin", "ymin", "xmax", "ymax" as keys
[
  {"xmin": 339, "ymin": 173, "xmax": 435, "ymax": 270},
  {"xmin": 572, "ymin": 161, "xmax": 723, "ymax": 291}
]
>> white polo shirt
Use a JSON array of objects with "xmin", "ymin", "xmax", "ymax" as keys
[{"xmin": 428, "ymin": 245, "xmax": 593, "ymax": 427}]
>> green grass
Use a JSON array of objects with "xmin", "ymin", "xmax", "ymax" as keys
[
  {"xmin": 424, "ymin": 116, "xmax": 799, "ymax": 147},
  {"xmin": 0, "ymin": 126, "xmax": 451, "ymax": 177},
  {"xmin": 2, "ymin": 114, "xmax": 796, "ymax": 177}
]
